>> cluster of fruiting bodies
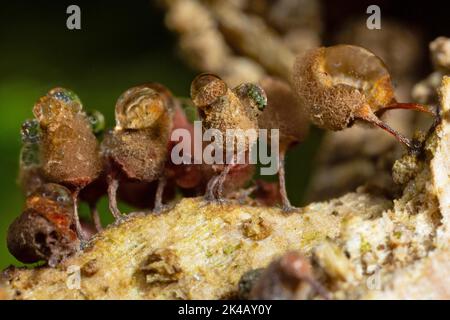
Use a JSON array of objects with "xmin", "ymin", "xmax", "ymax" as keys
[{"xmin": 8, "ymin": 45, "xmax": 436, "ymax": 268}]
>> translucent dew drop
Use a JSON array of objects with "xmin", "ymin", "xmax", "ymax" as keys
[
  {"xmin": 21, "ymin": 119, "xmax": 41, "ymax": 144},
  {"xmin": 86, "ymin": 110, "xmax": 105, "ymax": 135}
]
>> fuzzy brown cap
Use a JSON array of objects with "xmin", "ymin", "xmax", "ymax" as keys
[
  {"xmin": 259, "ymin": 77, "xmax": 310, "ymax": 151},
  {"xmin": 292, "ymin": 45, "xmax": 395, "ymax": 131},
  {"xmin": 292, "ymin": 47, "xmax": 363, "ymax": 131},
  {"xmin": 101, "ymin": 125, "xmax": 169, "ymax": 182},
  {"xmin": 191, "ymin": 74, "xmax": 266, "ymax": 158},
  {"xmin": 40, "ymin": 113, "xmax": 102, "ymax": 188}
]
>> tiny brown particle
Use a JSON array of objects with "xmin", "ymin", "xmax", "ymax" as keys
[{"xmin": 241, "ymin": 216, "xmax": 272, "ymax": 241}]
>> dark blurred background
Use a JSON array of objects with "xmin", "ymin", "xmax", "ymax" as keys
[{"xmin": 0, "ymin": 0, "xmax": 449, "ymax": 268}]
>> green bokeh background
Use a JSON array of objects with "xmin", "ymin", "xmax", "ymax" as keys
[{"xmin": 0, "ymin": 1, "xmax": 321, "ymax": 268}]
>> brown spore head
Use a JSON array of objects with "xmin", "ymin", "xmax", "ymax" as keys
[
  {"xmin": 40, "ymin": 112, "xmax": 102, "ymax": 188},
  {"xmin": 292, "ymin": 45, "xmax": 395, "ymax": 131},
  {"xmin": 31, "ymin": 88, "xmax": 102, "ymax": 188},
  {"xmin": 101, "ymin": 129, "xmax": 168, "ymax": 182}
]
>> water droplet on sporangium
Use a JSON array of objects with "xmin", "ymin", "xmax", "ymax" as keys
[
  {"xmin": 48, "ymin": 87, "xmax": 82, "ymax": 112},
  {"xmin": 115, "ymin": 86, "xmax": 165, "ymax": 130},
  {"xmin": 33, "ymin": 97, "xmax": 77, "ymax": 126},
  {"xmin": 33, "ymin": 88, "xmax": 83, "ymax": 125},
  {"xmin": 31, "ymin": 183, "xmax": 73, "ymax": 210},
  {"xmin": 246, "ymin": 84, "xmax": 267, "ymax": 111},
  {"xmin": 86, "ymin": 110, "xmax": 105, "ymax": 135},
  {"xmin": 21, "ymin": 119, "xmax": 40, "ymax": 144},
  {"xmin": 324, "ymin": 45, "xmax": 391, "ymax": 91}
]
